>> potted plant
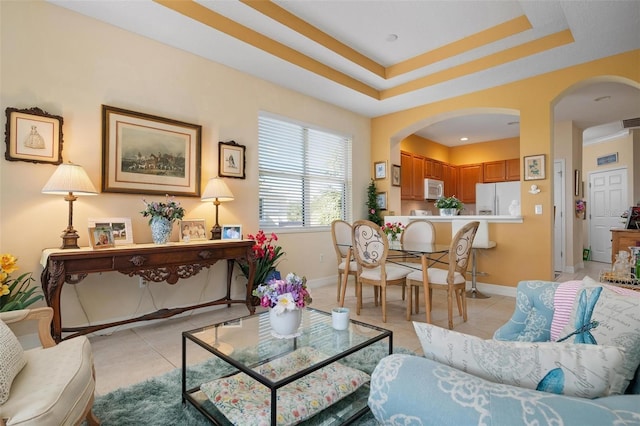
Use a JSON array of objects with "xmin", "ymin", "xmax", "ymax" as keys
[
  {"xmin": 435, "ymin": 196, "xmax": 464, "ymax": 216},
  {"xmin": 140, "ymin": 196, "xmax": 185, "ymax": 244},
  {"xmin": 238, "ymin": 230, "xmax": 285, "ymax": 300},
  {"xmin": 1, "ymin": 253, "xmax": 43, "ymax": 312}
]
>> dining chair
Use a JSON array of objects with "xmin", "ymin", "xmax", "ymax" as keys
[
  {"xmin": 406, "ymin": 221, "xmax": 479, "ymax": 329},
  {"xmin": 451, "ymin": 219, "xmax": 496, "ymax": 299},
  {"xmin": 352, "ymin": 220, "xmax": 411, "ymax": 323},
  {"xmin": 331, "ymin": 219, "xmax": 358, "ymax": 302},
  {"xmin": 400, "ymin": 219, "xmax": 436, "ymax": 314}
]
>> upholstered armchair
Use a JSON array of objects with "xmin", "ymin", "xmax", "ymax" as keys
[{"xmin": 0, "ymin": 307, "xmax": 99, "ymax": 426}]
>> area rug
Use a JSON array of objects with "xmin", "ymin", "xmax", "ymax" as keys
[{"xmin": 91, "ymin": 342, "xmax": 413, "ymax": 425}]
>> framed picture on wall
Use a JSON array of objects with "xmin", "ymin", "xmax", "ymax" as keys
[
  {"xmin": 218, "ymin": 140, "xmax": 246, "ymax": 179},
  {"xmin": 376, "ymin": 192, "xmax": 388, "ymax": 210},
  {"xmin": 391, "ymin": 164, "xmax": 401, "ymax": 186},
  {"xmin": 374, "ymin": 161, "xmax": 387, "ymax": 180},
  {"xmin": 4, "ymin": 107, "xmax": 63, "ymax": 164},
  {"xmin": 523, "ymin": 154, "xmax": 545, "ymax": 181},
  {"xmin": 101, "ymin": 105, "xmax": 202, "ymax": 196}
]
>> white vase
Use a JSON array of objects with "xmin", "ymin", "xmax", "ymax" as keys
[
  {"xmin": 439, "ymin": 208, "xmax": 459, "ymax": 216},
  {"xmin": 269, "ymin": 308, "xmax": 302, "ymax": 337},
  {"xmin": 150, "ymin": 216, "xmax": 173, "ymax": 244}
]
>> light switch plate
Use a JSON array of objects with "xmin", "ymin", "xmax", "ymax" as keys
[{"xmin": 535, "ymin": 204, "xmax": 543, "ymax": 215}]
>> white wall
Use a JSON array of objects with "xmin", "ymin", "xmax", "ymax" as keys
[{"xmin": 0, "ymin": 1, "xmax": 370, "ymax": 329}]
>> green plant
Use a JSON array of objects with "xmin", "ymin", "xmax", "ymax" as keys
[
  {"xmin": 366, "ymin": 179, "xmax": 383, "ymax": 225},
  {"xmin": 434, "ymin": 196, "xmax": 464, "ymax": 210},
  {"xmin": 1, "ymin": 254, "xmax": 43, "ymax": 312},
  {"xmin": 238, "ymin": 230, "xmax": 285, "ymax": 289}
]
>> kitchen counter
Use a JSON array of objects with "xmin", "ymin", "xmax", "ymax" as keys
[{"xmin": 384, "ymin": 215, "xmax": 523, "ymax": 224}]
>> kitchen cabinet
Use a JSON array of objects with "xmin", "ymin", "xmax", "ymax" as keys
[
  {"xmin": 611, "ymin": 229, "xmax": 640, "ymax": 263},
  {"xmin": 506, "ymin": 158, "xmax": 520, "ymax": 181},
  {"xmin": 458, "ymin": 164, "xmax": 483, "ymax": 203},
  {"xmin": 442, "ymin": 164, "xmax": 458, "ymax": 197},
  {"xmin": 430, "ymin": 160, "xmax": 443, "ymax": 179},
  {"xmin": 483, "ymin": 161, "xmax": 506, "ymax": 183},
  {"xmin": 400, "ymin": 151, "xmax": 425, "ymax": 200}
]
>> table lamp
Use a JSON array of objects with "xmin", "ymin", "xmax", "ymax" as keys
[
  {"xmin": 42, "ymin": 161, "xmax": 98, "ymax": 249},
  {"xmin": 201, "ymin": 177, "xmax": 234, "ymax": 240}
]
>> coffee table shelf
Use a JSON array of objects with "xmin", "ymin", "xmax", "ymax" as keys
[{"xmin": 182, "ymin": 308, "xmax": 392, "ymax": 425}]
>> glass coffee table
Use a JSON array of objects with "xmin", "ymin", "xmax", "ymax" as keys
[{"xmin": 182, "ymin": 307, "xmax": 392, "ymax": 425}]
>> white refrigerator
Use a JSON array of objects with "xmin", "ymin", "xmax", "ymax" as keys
[{"xmin": 476, "ymin": 182, "xmax": 521, "ymax": 215}]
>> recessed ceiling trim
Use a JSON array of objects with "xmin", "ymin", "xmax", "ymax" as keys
[
  {"xmin": 240, "ymin": 0, "xmax": 386, "ymax": 78},
  {"xmin": 154, "ymin": 0, "xmax": 381, "ymax": 99},
  {"xmin": 386, "ymin": 15, "xmax": 533, "ymax": 79},
  {"xmin": 381, "ymin": 29, "xmax": 574, "ymax": 100}
]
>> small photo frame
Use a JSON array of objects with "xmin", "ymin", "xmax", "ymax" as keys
[
  {"xmin": 88, "ymin": 217, "xmax": 133, "ymax": 245},
  {"xmin": 374, "ymin": 161, "xmax": 387, "ymax": 180},
  {"xmin": 219, "ymin": 140, "xmax": 246, "ymax": 179},
  {"xmin": 376, "ymin": 192, "xmax": 387, "ymax": 210},
  {"xmin": 221, "ymin": 224, "xmax": 242, "ymax": 240},
  {"xmin": 391, "ymin": 164, "xmax": 401, "ymax": 186},
  {"xmin": 4, "ymin": 107, "xmax": 63, "ymax": 164},
  {"xmin": 89, "ymin": 226, "xmax": 115, "ymax": 249},
  {"xmin": 523, "ymin": 154, "xmax": 545, "ymax": 181},
  {"xmin": 180, "ymin": 219, "xmax": 208, "ymax": 242}
]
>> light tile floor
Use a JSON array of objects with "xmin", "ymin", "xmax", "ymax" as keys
[{"xmin": 89, "ymin": 261, "xmax": 607, "ymax": 396}]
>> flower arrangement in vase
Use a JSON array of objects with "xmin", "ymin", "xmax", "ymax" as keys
[
  {"xmin": 239, "ymin": 230, "xmax": 285, "ymax": 292},
  {"xmin": 1, "ymin": 253, "xmax": 43, "ymax": 312},
  {"xmin": 434, "ymin": 196, "xmax": 463, "ymax": 216},
  {"xmin": 140, "ymin": 195, "xmax": 185, "ymax": 244},
  {"xmin": 381, "ymin": 222, "xmax": 405, "ymax": 241}
]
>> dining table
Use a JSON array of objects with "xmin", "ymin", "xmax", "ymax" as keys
[{"xmin": 338, "ymin": 241, "xmax": 451, "ymax": 317}]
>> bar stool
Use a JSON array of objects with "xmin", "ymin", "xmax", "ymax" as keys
[{"xmin": 451, "ymin": 220, "xmax": 496, "ymax": 299}]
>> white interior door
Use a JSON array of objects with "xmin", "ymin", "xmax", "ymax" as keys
[
  {"xmin": 553, "ymin": 160, "xmax": 565, "ymax": 272},
  {"xmin": 589, "ymin": 167, "xmax": 628, "ymax": 263}
]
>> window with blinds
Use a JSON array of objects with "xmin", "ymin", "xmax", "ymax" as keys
[{"xmin": 258, "ymin": 114, "xmax": 352, "ymax": 229}]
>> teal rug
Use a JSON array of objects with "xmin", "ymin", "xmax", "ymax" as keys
[{"xmin": 92, "ymin": 342, "xmax": 412, "ymax": 425}]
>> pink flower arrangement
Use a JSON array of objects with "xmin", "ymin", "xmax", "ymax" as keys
[{"xmin": 252, "ymin": 273, "xmax": 312, "ymax": 314}]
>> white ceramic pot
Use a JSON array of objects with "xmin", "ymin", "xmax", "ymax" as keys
[
  {"xmin": 439, "ymin": 208, "xmax": 459, "ymax": 216},
  {"xmin": 269, "ymin": 308, "xmax": 302, "ymax": 337}
]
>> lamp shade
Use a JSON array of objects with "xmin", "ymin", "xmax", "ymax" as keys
[
  {"xmin": 42, "ymin": 162, "xmax": 98, "ymax": 195},
  {"xmin": 201, "ymin": 177, "xmax": 234, "ymax": 201}
]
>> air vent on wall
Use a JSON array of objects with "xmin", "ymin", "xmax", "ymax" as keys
[{"xmin": 622, "ymin": 117, "xmax": 640, "ymax": 129}]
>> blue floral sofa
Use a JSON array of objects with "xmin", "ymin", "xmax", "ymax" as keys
[{"xmin": 368, "ymin": 280, "xmax": 640, "ymax": 425}]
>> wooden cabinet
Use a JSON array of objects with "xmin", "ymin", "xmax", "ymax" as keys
[
  {"xmin": 458, "ymin": 164, "xmax": 483, "ymax": 203},
  {"xmin": 506, "ymin": 158, "xmax": 520, "ymax": 181},
  {"xmin": 483, "ymin": 161, "xmax": 506, "ymax": 182},
  {"xmin": 400, "ymin": 151, "xmax": 425, "ymax": 200},
  {"xmin": 430, "ymin": 160, "xmax": 443, "ymax": 179},
  {"xmin": 611, "ymin": 229, "xmax": 640, "ymax": 263},
  {"xmin": 442, "ymin": 163, "xmax": 458, "ymax": 197}
]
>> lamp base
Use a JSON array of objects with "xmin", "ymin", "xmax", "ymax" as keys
[
  {"xmin": 60, "ymin": 229, "xmax": 80, "ymax": 249},
  {"xmin": 210, "ymin": 225, "xmax": 222, "ymax": 240}
]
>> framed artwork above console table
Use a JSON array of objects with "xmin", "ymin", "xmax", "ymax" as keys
[{"xmin": 40, "ymin": 240, "xmax": 256, "ymax": 342}]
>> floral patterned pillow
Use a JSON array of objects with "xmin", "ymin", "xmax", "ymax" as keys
[
  {"xmin": 201, "ymin": 346, "xmax": 370, "ymax": 426},
  {"xmin": 414, "ymin": 322, "xmax": 628, "ymax": 398}
]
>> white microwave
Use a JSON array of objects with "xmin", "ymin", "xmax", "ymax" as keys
[{"xmin": 424, "ymin": 179, "xmax": 444, "ymax": 200}]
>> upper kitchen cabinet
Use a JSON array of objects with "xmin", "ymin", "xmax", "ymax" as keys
[
  {"xmin": 442, "ymin": 164, "xmax": 458, "ymax": 197},
  {"xmin": 425, "ymin": 159, "xmax": 443, "ymax": 179},
  {"xmin": 401, "ymin": 151, "xmax": 425, "ymax": 200},
  {"xmin": 506, "ymin": 158, "xmax": 520, "ymax": 181},
  {"xmin": 458, "ymin": 164, "xmax": 483, "ymax": 203}
]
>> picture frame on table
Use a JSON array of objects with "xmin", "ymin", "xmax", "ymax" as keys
[
  {"xmin": 523, "ymin": 154, "xmax": 545, "ymax": 181},
  {"xmin": 88, "ymin": 226, "xmax": 115, "ymax": 249},
  {"xmin": 88, "ymin": 217, "xmax": 133, "ymax": 245},
  {"xmin": 391, "ymin": 164, "xmax": 401, "ymax": 186},
  {"xmin": 101, "ymin": 105, "xmax": 202, "ymax": 196},
  {"xmin": 376, "ymin": 192, "xmax": 388, "ymax": 210},
  {"xmin": 374, "ymin": 161, "xmax": 387, "ymax": 180},
  {"xmin": 221, "ymin": 224, "xmax": 242, "ymax": 240},
  {"xmin": 4, "ymin": 106, "xmax": 63, "ymax": 164},
  {"xmin": 179, "ymin": 218, "xmax": 208, "ymax": 242},
  {"xmin": 218, "ymin": 140, "xmax": 246, "ymax": 179}
]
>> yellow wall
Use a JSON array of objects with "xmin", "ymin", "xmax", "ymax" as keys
[
  {"xmin": 450, "ymin": 137, "xmax": 520, "ymax": 165},
  {"xmin": 400, "ymin": 135, "xmax": 450, "ymax": 162},
  {"xmin": 0, "ymin": 1, "xmax": 371, "ymax": 328},
  {"xmin": 373, "ymin": 50, "xmax": 640, "ymax": 286}
]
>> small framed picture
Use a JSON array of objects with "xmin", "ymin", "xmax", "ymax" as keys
[
  {"xmin": 4, "ymin": 106, "xmax": 63, "ymax": 164},
  {"xmin": 523, "ymin": 154, "xmax": 545, "ymax": 181},
  {"xmin": 219, "ymin": 140, "xmax": 246, "ymax": 179},
  {"xmin": 374, "ymin": 161, "xmax": 387, "ymax": 180},
  {"xmin": 221, "ymin": 224, "xmax": 242, "ymax": 240},
  {"xmin": 391, "ymin": 164, "xmax": 401, "ymax": 186},
  {"xmin": 89, "ymin": 226, "xmax": 115, "ymax": 249},
  {"xmin": 179, "ymin": 219, "xmax": 208, "ymax": 242},
  {"xmin": 88, "ymin": 217, "xmax": 133, "ymax": 245},
  {"xmin": 376, "ymin": 192, "xmax": 387, "ymax": 210}
]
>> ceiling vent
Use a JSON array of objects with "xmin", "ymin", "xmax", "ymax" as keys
[{"xmin": 622, "ymin": 117, "xmax": 640, "ymax": 129}]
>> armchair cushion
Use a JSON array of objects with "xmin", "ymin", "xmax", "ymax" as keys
[
  {"xmin": 414, "ymin": 322, "xmax": 629, "ymax": 398},
  {"xmin": 0, "ymin": 319, "xmax": 26, "ymax": 404}
]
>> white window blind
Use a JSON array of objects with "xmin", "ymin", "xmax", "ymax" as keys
[{"xmin": 258, "ymin": 114, "xmax": 352, "ymax": 229}]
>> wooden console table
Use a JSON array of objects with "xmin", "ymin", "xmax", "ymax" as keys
[{"xmin": 40, "ymin": 240, "xmax": 256, "ymax": 342}]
